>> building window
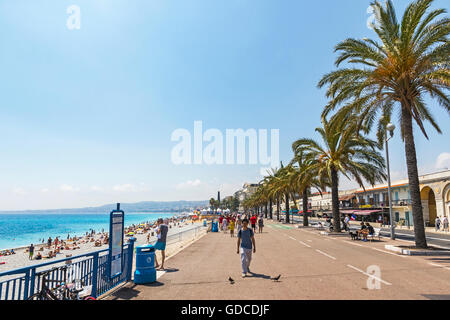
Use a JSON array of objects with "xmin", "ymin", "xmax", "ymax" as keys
[{"xmin": 405, "ymin": 211, "xmax": 411, "ymax": 227}]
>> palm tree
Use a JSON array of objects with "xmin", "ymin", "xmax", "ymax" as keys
[
  {"xmin": 265, "ymin": 167, "xmax": 283, "ymax": 221},
  {"xmin": 294, "ymin": 115, "xmax": 387, "ymax": 232},
  {"xmin": 289, "ymin": 150, "xmax": 329, "ymax": 226},
  {"xmin": 274, "ymin": 164, "xmax": 299, "ymax": 224},
  {"xmin": 209, "ymin": 198, "xmax": 216, "ymax": 214},
  {"xmin": 318, "ymin": 0, "xmax": 449, "ymax": 246}
]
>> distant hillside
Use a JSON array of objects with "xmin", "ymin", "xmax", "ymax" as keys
[{"xmin": 0, "ymin": 200, "xmax": 210, "ymax": 214}]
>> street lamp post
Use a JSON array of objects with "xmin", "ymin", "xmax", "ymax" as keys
[{"xmin": 385, "ymin": 123, "xmax": 396, "ymax": 240}]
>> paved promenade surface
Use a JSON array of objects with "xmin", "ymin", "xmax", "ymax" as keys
[
  {"xmin": 290, "ymin": 216, "xmax": 450, "ymax": 249},
  {"xmin": 106, "ymin": 221, "xmax": 450, "ymax": 300}
]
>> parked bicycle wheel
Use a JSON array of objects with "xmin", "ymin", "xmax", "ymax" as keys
[{"xmin": 27, "ymin": 291, "xmax": 57, "ymax": 300}]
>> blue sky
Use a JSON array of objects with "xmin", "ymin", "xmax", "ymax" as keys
[{"xmin": 0, "ymin": 0, "xmax": 449, "ymax": 210}]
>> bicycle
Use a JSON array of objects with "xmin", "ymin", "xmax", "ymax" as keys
[
  {"xmin": 27, "ymin": 266, "xmax": 66, "ymax": 300},
  {"xmin": 27, "ymin": 265, "xmax": 96, "ymax": 300}
]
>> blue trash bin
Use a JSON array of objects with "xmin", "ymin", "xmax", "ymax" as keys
[
  {"xmin": 134, "ymin": 244, "xmax": 156, "ymax": 284},
  {"xmin": 211, "ymin": 221, "xmax": 218, "ymax": 232}
]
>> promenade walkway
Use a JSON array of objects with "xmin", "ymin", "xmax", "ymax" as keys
[{"xmin": 106, "ymin": 221, "xmax": 450, "ymax": 300}]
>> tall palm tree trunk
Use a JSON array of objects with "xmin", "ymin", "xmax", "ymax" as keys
[
  {"xmin": 402, "ymin": 105, "xmax": 427, "ymax": 248},
  {"xmin": 303, "ymin": 188, "xmax": 309, "ymax": 227},
  {"xmin": 285, "ymin": 192, "xmax": 290, "ymax": 223},
  {"xmin": 264, "ymin": 203, "xmax": 268, "ymax": 218},
  {"xmin": 269, "ymin": 198, "xmax": 273, "ymax": 220},
  {"xmin": 331, "ymin": 167, "xmax": 341, "ymax": 232},
  {"xmin": 276, "ymin": 196, "xmax": 280, "ymax": 221}
]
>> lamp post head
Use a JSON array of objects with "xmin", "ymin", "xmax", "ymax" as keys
[{"xmin": 386, "ymin": 123, "xmax": 395, "ymax": 137}]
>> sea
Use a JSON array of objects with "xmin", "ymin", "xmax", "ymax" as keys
[{"xmin": 0, "ymin": 212, "xmax": 177, "ymax": 250}]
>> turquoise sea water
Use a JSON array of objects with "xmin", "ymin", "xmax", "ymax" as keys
[{"xmin": 0, "ymin": 212, "xmax": 176, "ymax": 250}]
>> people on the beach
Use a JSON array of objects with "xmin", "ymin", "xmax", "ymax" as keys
[
  {"xmin": 237, "ymin": 218, "xmax": 256, "ymax": 278},
  {"xmin": 47, "ymin": 237, "xmax": 52, "ymax": 248},
  {"xmin": 29, "ymin": 244, "xmax": 34, "ymax": 260},
  {"xmin": 154, "ymin": 218, "xmax": 168, "ymax": 270}
]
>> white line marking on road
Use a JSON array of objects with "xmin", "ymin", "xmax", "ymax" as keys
[
  {"xmin": 289, "ymin": 236, "xmax": 296, "ymax": 240},
  {"xmin": 343, "ymin": 240, "xmax": 364, "ymax": 247},
  {"xmin": 299, "ymin": 241, "xmax": 311, "ymax": 248},
  {"xmin": 315, "ymin": 249, "xmax": 336, "ymax": 260},
  {"xmin": 428, "ymin": 263, "xmax": 450, "ymax": 271},
  {"xmin": 371, "ymin": 247, "xmax": 407, "ymax": 258},
  {"xmin": 346, "ymin": 264, "xmax": 392, "ymax": 286}
]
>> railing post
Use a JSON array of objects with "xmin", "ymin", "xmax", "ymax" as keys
[
  {"xmin": 126, "ymin": 238, "xmax": 136, "ymax": 282},
  {"xmin": 23, "ymin": 269, "xmax": 30, "ymax": 300},
  {"xmin": 28, "ymin": 268, "xmax": 36, "ymax": 299},
  {"xmin": 91, "ymin": 252, "xmax": 99, "ymax": 298}
]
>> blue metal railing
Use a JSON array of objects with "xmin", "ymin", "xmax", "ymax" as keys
[{"xmin": 0, "ymin": 239, "xmax": 135, "ymax": 300}]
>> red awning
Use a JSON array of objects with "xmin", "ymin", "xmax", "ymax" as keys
[
  {"xmin": 353, "ymin": 210, "xmax": 382, "ymax": 216},
  {"xmin": 341, "ymin": 210, "xmax": 358, "ymax": 214}
]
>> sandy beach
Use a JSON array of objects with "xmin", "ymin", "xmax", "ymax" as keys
[{"xmin": 0, "ymin": 219, "xmax": 203, "ymax": 275}]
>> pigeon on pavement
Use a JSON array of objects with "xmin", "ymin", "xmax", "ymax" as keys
[{"xmin": 271, "ymin": 274, "xmax": 281, "ymax": 281}]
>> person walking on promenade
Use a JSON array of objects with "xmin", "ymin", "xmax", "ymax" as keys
[
  {"xmin": 219, "ymin": 215, "xmax": 224, "ymax": 230},
  {"xmin": 250, "ymin": 214, "xmax": 257, "ymax": 232},
  {"xmin": 229, "ymin": 218, "xmax": 235, "ymax": 238},
  {"xmin": 222, "ymin": 216, "xmax": 228, "ymax": 233},
  {"xmin": 154, "ymin": 218, "xmax": 168, "ymax": 270},
  {"xmin": 344, "ymin": 215, "xmax": 350, "ymax": 231},
  {"xmin": 435, "ymin": 216, "xmax": 441, "ymax": 232},
  {"xmin": 258, "ymin": 215, "xmax": 264, "ymax": 233},
  {"xmin": 237, "ymin": 219, "xmax": 256, "ymax": 278},
  {"xmin": 236, "ymin": 218, "xmax": 242, "ymax": 234},
  {"xmin": 29, "ymin": 243, "xmax": 34, "ymax": 260},
  {"xmin": 443, "ymin": 216, "xmax": 449, "ymax": 232}
]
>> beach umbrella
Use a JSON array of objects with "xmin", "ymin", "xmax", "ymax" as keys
[{"xmin": 127, "ymin": 232, "xmax": 135, "ymax": 236}]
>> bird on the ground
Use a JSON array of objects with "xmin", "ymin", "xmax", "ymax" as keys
[
  {"xmin": 271, "ymin": 274, "xmax": 281, "ymax": 281},
  {"xmin": 228, "ymin": 277, "xmax": 235, "ymax": 284}
]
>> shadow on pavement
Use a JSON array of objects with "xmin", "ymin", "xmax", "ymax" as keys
[
  {"xmin": 427, "ymin": 257, "xmax": 450, "ymax": 264},
  {"xmin": 108, "ymin": 281, "xmax": 165, "ymax": 300},
  {"xmin": 422, "ymin": 294, "xmax": 450, "ymax": 300},
  {"xmin": 248, "ymin": 271, "xmax": 271, "ymax": 280}
]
